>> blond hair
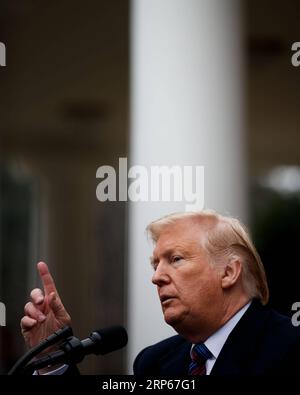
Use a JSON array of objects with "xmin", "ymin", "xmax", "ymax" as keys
[{"xmin": 147, "ymin": 210, "xmax": 269, "ymax": 305}]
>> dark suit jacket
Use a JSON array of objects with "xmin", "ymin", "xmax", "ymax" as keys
[{"xmin": 133, "ymin": 300, "xmax": 300, "ymax": 376}]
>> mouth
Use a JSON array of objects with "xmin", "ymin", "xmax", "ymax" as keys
[{"xmin": 160, "ymin": 295, "xmax": 176, "ymax": 304}]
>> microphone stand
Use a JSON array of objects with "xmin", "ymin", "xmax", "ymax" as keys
[
  {"xmin": 8, "ymin": 326, "xmax": 74, "ymax": 376},
  {"xmin": 23, "ymin": 336, "xmax": 86, "ymax": 375}
]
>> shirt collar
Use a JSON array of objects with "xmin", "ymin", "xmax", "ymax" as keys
[{"xmin": 191, "ymin": 301, "xmax": 252, "ymax": 360}]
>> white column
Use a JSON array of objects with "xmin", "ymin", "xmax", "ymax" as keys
[{"xmin": 128, "ymin": 0, "xmax": 246, "ymax": 371}]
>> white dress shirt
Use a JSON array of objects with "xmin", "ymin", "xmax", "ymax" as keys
[{"xmin": 191, "ymin": 301, "xmax": 251, "ymax": 375}]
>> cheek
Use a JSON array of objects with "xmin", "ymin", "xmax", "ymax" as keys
[
  {"xmin": 175, "ymin": 277, "xmax": 203, "ymax": 304},
  {"xmin": 178, "ymin": 268, "xmax": 221, "ymax": 303}
]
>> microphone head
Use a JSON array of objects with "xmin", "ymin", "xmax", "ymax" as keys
[{"xmin": 90, "ymin": 326, "xmax": 128, "ymax": 355}]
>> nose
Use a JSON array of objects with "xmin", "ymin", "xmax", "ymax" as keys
[{"xmin": 152, "ymin": 262, "xmax": 170, "ymax": 286}]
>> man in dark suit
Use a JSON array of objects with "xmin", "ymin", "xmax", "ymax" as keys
[
  {"xmin": 134, "ymin": 210, "xmax": 300, "ymax": 376},
  {"xmin": 20, "ymin": 210, "xmax": 300, "ymax": 375},
  {"xmin": 134, "ymin": 299, "xmax": 300, "ymax": 376}
]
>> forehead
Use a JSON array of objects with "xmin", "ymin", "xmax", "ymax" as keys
[{"xmin": 152, "ymin": 218, "xmax": 206, "ymax": 256}]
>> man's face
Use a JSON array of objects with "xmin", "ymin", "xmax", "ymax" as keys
[{"xmin": 151, "ymin": 219, "xmax": 223, "ymax": 339}]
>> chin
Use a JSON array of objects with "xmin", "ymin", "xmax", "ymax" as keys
[
  {"xmin": 164, "ymin": 309, "xmax": 194, "ymax": 336},
  {"xmin": 163, "ymin": 309, "xmax": 184, "ymax": 328}
]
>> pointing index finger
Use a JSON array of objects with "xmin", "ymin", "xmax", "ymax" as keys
[{"xmin": 37, "ymin": 262, "xmax": 58, "ymax": 296}]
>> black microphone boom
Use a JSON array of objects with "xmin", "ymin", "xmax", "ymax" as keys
[{"xmin": 22, "ymin": 325, "xmax": 128, "ymax": 375}]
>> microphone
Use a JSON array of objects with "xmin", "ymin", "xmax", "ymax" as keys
[
  {"xmin": 23, "ymin": 325, "xmax": 128, "ymax": 374},
  {"xmin": 81, "ymin": 326, "xmax": 128, "ymax": 355}
]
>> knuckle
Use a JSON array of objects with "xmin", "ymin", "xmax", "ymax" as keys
[
  {"xmin": 24, "ymin": 302, "xmax": 32, "ymax": 313},
  {"xmin": 20, "ymin": 316, "xmax": 32, "ymax": 331},
  {"xmin": 20, "ymin": 316, "xmax": 26, "ymax": 327},
  {"xmin": 30, "ymin": 288, "xmax": 42, "ymax": 298}
]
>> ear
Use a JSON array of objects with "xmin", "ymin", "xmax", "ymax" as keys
[{"xmin": 220, "ymin": 256, "xmax": 242, "ymax": 289}]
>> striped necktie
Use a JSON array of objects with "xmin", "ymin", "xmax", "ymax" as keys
[{"xmin": 188, "ymin": 343, "xmax": 213, "ymax": 375}]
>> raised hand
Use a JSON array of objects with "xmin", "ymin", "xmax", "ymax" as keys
[{"xmin": 21, "ymin": 262, "xmax": 71, "ymax": 348}]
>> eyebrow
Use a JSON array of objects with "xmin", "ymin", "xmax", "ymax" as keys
[
  {"xmin": 149, "ymin": 246, "xmax": 186, "ymax": 267},
  {"xmin": 149, "ymin": 255, "xmax": 159, "ymax": 268}
]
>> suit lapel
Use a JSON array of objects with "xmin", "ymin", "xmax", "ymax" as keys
[
  {"xmin": 210, "ymin": 300, "xmax": 270, "ymax": 375},
  {"xmin": 158, "ymin": 339, "xmax": 191, "ymax": 375},
  {"xmin": 155, "ymin": 300, "xmax": 271, "ymax": 376}
]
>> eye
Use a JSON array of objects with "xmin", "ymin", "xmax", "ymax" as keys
[
  {"xmin": 150, "ymin": 258, "xmax": 159, "ymax": 271},
  {"xmin": 171, "ymin": 256, "xmax": 183, "ymax": 263},
  {"xmin": 152, "ymin": 262, "xmax": 158, "ymax": 271}
]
